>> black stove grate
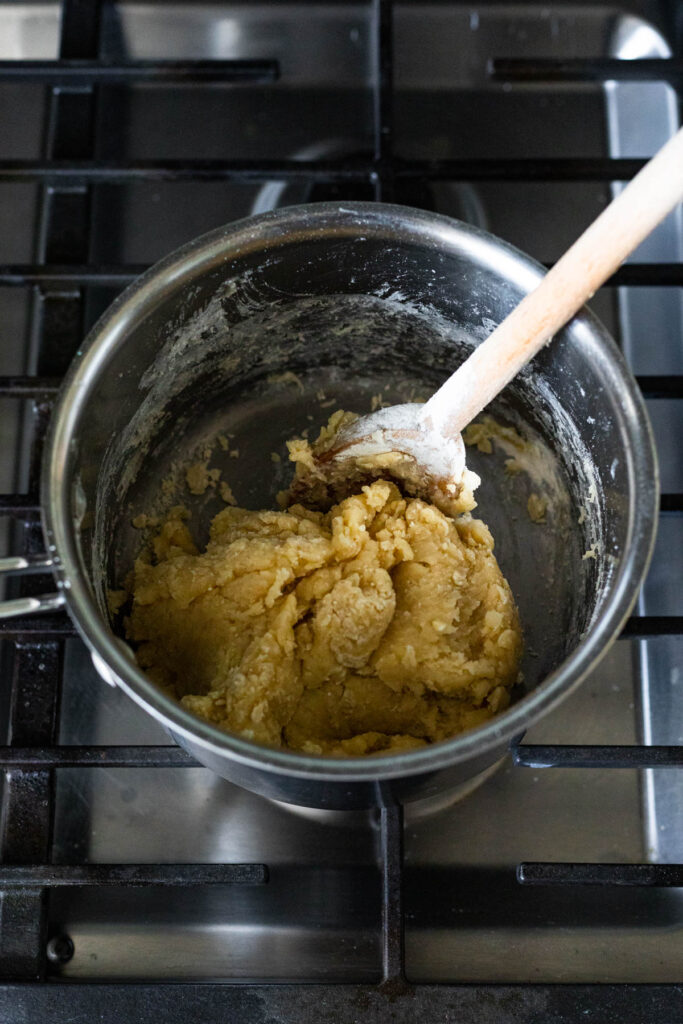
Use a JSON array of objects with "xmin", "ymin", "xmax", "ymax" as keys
[{"xmin": 1, "ymin": 0, "xmax": 683, "ymax": 1020}]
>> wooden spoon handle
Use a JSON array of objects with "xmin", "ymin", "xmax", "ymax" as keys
[{"xmin": 420, "ymin": 126, "xmax": 683, "ymax": 437}]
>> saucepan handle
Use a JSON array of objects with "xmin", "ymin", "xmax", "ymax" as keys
[{"xmin": 0, "ymin": 554, "xmax": 65, "ymax": 619}]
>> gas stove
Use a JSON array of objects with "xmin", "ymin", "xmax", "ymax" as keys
[{"xmin": 1, "ymin": 2, "xmax": 682, "ymax": 1021}]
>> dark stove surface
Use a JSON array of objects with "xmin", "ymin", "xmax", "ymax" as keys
[{"xmin": 0, "ymin": 3, "xmax": 682, "ymax": 1022}]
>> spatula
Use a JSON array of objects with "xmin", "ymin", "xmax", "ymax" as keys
[{"xmin": 307, "ymin": 126, "xmax": 683, "ymax": 512}]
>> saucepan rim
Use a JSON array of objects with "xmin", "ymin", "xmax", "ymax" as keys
[{"xmin": 41, "ymin": 201, "xmax": 658, "ymax": 783}]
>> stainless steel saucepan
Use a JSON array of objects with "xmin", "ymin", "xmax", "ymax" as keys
[{"xmin": 0, "ymin": 203, "xmax": 657, "ymax": 809}]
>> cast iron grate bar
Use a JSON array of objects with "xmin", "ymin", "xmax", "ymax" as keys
[
  {"xmin": 27, "ymin": 406, "xmax": 51, "ymax": 504},
  {"xmin": 637, "ymin": 375, "xmax": 683, "ymax": 398},
  {"xmin": 518, "ymin": 863, "xmax": 683, "ymax": 886},
  {"xmin": 4, "ymin": 261, "xmax": 683, "ymax": 288},
  {"xmin": 372, "ymin": 0, "xmax": 394, "ymax": 201},
  {"xmin": 621, "ymin": 617, "xmax": 683, "ymax": 638},
  {"xmin": 547, "ymin": 263, "xmax": 683, "ymax": 287},
  {"xmin": 0, "ymin": 864, "xmax": 267, "ymax": 888},
  {"xmin": 0, "ymin": 156, "xmax": 650, "ymax": 184},
  {"xmin": 7, "ymin": 742, "xmax": 683, "ymax": 773},
  {"xmin": 378, "ymin": 799, "xmax": 405, "ymax": 988},
  {"xmin": 512, "ymin": 743, "xmax": 683, "ymax": 769},
  {"xmin": 491, "ymin": 57, "xmax": 683, "ymax": 84},
  {"xmin": 0, "ymin": 497, "xmax": 41, "ymax": 515},
  {"xmin": 0, "ymin": 158, "xmax": 374, "ymax": 184},
  {"xmin": 2, "ymin": 982, "xmax": 683, "ymax": 1023},
  {"xmin": 0, "ymin": 746, "xmax": 198, "ymax": 768},
  {"xmin": 660, "ymin": 493, "xmax": 683, "ymax": 514},
  {"xmin": 0, "ymin": 265, "xmax": 145, "ymax": 287},
  {"xmin": 0, "ymin": 613, "xmax": 679, "ymax": 640},
  {"xmin": 0, "ymin": 377, "xmax": 60, "ymax": 398},
  {"xmin": 0, "ymin": 59, "xmax": 278, "ymax": 84},
  {"xmin": 0, "ymin": 615, "xmax": 75, "ymax": 637},
  {"xmin": 372, "ymin": 157, "xmax": 642, "ymax": 181}
]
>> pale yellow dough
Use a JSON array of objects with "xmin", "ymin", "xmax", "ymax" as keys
[{"xmin": 126, "ymin": 480, "xmax": 522, "ymax": 755}]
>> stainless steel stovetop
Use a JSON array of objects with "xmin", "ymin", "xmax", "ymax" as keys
[{"xmin": 1, "ymin": 2, "xmax": 682, "ymax": 1020}]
